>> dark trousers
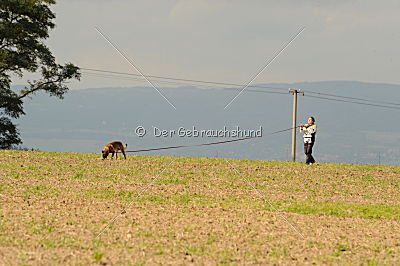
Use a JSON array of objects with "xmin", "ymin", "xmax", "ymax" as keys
[{"xmin": 304, "ymin": 143, "xmax": 315, "ymax": 164}]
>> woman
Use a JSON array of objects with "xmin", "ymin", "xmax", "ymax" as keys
[{"xmin": 300, "ymin": 116, "xmax": 317, "ymax": 165}]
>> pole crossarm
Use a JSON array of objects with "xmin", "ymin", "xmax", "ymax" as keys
[{"xmin": 289, "ymin": 89, "xmax": 304, "ymax": 95}]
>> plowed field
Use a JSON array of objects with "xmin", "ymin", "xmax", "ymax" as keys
[{"xmin": 1, "ymin": 150, "xmax": 399, "ymax": 264}]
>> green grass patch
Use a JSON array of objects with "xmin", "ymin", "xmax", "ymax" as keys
[{"xmin": 286, "ymin": 201, "xmax": 400, "ymax": 219}]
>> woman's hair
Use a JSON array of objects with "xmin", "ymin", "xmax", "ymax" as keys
[{"xmin": 309, "ymin": 116, "xmax": 315, "ymax": 122}]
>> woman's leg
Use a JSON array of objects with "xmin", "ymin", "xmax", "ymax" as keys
[
  {"xmin": 304, "ymin": 143, "xmax": 308, "ymax": 163},
  {"xmin": 304, "ymin": 143, "xmax": 314, "ymax": 164},
  {"xmin": 307, "ymin": 144, "xmax": 315, "ymax": 164}
]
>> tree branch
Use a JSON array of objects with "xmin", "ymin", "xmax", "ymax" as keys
[
  {"xmin": 17, "ymin": 78, "xmax": 62, "ymax": 100},
  {"xmin": 0, "ymin": 78, "xmax": 61, "ymax": 110}
]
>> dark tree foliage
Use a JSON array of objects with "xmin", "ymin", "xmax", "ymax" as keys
[{"xmin": 0, "ymin": 0, "xmax": 81, "ymax": 149}]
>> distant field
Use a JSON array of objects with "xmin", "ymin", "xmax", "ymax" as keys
[{"xmin": 0, "ymin": 150, "xmax": 399, "ymax": 264}]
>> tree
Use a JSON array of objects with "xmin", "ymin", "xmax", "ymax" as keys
[{"xmin": 0, "ymin": 0, "xmax": 80, "ymax": 149}]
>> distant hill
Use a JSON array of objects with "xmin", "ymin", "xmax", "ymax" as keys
[{"xmin": 16, "ymin": 81, "xmax": 400, "ymax": 165}]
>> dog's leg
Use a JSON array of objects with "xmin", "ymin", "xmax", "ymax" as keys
[
  {"xmin": 122, "ymin": 150, "xmax": 126, "ymax": 159},
  {"xmin": 115, "ymin": 152, "xmax": 118, "ymax": 159},
  {"xmin": 111, "ymin": 152, "xmax": 115, "ymax": 159}
]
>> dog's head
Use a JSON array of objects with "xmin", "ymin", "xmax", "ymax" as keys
[{"xmin": 102, "ymin": 147, "xmax": 109, "ymax": 159}]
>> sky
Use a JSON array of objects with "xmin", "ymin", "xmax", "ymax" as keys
[{"xmin": 13, "ymin": 0, "xmax": 400, "ymax": 89}]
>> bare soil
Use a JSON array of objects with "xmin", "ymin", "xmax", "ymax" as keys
[{"xmin": 0, "ymin": 150, "xmax": 399, "ymax": 264}]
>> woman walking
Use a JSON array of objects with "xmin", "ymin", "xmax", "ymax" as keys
[{"xmin": 300, "ymin": 116, "xmax": 317, "ymax": 165}]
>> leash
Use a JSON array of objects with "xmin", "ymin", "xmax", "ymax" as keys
[{"xmin": 123, "ymin": 125, "xmax": 301, "ymax": 153}]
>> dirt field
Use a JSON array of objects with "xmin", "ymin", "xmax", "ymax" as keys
[{"xmin": 0, "ymin": 150, "xmax": 399, "ymax": 265}]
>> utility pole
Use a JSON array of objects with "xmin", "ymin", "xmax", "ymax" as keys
[{"xmin": 289, "ymin": 89, "xmax": 304, "ymax": 162}]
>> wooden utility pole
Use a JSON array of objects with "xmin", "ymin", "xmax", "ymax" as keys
[{"xmin": 289, "ymin": 89, "xmax": 304, "ymax": 162}]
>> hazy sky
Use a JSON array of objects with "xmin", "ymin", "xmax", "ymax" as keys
[{"xmin": 15, "ymin": 0, "xmax": 400, "ymax": 89}]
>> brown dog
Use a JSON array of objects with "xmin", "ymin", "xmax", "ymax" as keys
[{"xmin": 102, "ymin": 141, "xmax": 127, "ymax": 159}]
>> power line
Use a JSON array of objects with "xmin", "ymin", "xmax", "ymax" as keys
[
  {"xmin": 304, "ymin": 94, "xmax": 400, "ymax": 110},
  {"xmin": 83, "ymin": 72, "xmax": 225, "ymax": 89},
  {"xmin": 81, "ymin": 67, "xmax": 400, "ymax": 110},
  {"xmin": 81, "ymin": 68, "xmax": 288, "ymax": 92},
  {"xmin": 82, "ymin": 70, "xmax": 289, "ymax": 95},
  {"xmin": 305, "ymin": 90, "xmax": 400, "ymax": 106},
  {"xmin": 82, "ymin": 67, "xmax": 400, "ymax": 105},
  {"xmin": 231, "ymin": 87, "xmax": 400, "ymax": 109}
]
